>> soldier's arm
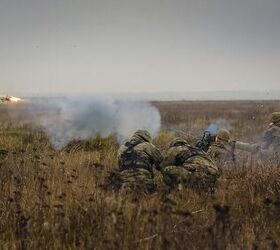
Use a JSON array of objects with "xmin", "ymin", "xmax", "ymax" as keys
[
  {"xmin": 146, "ymin": 144, "xmax": 163, "ymax": 171},
  {"xmin": 152, "ymin": 145, "xmax": 164, "ymax": 170},
  {"xmin": 159, "ymin": 153, "xmax": 173, "ymax": 172},
  {"xmin": 207, "ymin": 146, "xmax": 220, "ymax": 161},
  {"xmin": 117, "ymin": 145, "xmax": 126, "ymax": 167},
  {"xmin": 234, "ymin": 141, "xmax": 260, "ymax": 153}
]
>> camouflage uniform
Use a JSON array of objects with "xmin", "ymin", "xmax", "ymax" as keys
[
  {"xmin": 208, "ymin": 129, "xmax": 261, "ymax": 167},
  {"xmin": 207, "ymin": 129, "xmax": 235, "ymax": 167},
  {"xmin": 207, "ymin": 141, "xmax": 235, "ymax": 167},
  {"xmin": 235, "ymin": 112, "xmax": 280, "ymax": 161},
  {"xmin": 117, "ymin": 130, "xmax": 163, "ymax": 193},
  {"xmin": 257, "ymin": 112, "xmax": 280, "ymax": 160},
  {"xmin": 161, "ymin": 138, "xmax": 219, "ymax": 189}
]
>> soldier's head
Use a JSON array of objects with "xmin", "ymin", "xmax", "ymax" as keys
[
  {"xmin": 216, "ymin": 129, "xmax": 231, "ymax": 142},
  {"xmin": 169, "ymin": 138, "xmax": 190, "ymax": 148},
  {"xmin": 270, "ymin": 112, "xmax": 280, "ymax": 126},
  {"xmin": 132, "ymin": 130, "xmax": 152, "ymax": 143}
]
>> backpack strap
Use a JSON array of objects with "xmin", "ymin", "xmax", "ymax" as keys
[
  {"xmin": 175, "ymin": 147, "xmax": 206, "ymax": 166},
  {"xmin": 120, "ymin": 144, "xmax": 138, "ymax": 171}
]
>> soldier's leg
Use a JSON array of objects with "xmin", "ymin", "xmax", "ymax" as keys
[
  {"xmin": 120, "ymin": 169, "xmax": 156, "ymax": 194},
  {"xmin": 162, "ymin": 166, "xmax": 190, "ymax": 188},
  {"xmin": 182, "ymin": 161, "xmax": 219, "ymax": 190}
]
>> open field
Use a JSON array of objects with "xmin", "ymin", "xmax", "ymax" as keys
[{"xmin": 0, "ymin": 100, "xmax": 280, "ymax": 249}]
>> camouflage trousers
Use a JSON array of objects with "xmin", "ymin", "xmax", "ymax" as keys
[
  {"xmin": 162, "ymin": 165, "xmax": 218, "ymax": 190},
  {"xmin": 119, "ymin": 168, "xmax": 156, "ymax": 194}
]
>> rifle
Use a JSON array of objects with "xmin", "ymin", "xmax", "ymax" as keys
[{"xmin": 196, "ymin": 130, "xmax": 216, "ymax": 152}]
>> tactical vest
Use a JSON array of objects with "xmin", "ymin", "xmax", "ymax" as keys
[
  {"xmin": 120, "ymin": 142, "xmax": 152, "ymax": 173},
  {"xmin": 175, "ymin": 147, "xmax": 206, "ymax": 166}
]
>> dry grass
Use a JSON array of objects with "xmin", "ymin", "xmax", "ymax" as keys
[{"xmin": 0, "ymin": 100, "xmax": 280, "ymax": 249}]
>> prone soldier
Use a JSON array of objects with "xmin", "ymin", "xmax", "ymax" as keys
[
  {"xmin": 117, "ymin": 130, "xmax": 163, "ymax": 194},
  {"xmin": 207, "ymin": 129, "xmax": 236, "ymax": 167},
  {"xmin": 207, "ymin": 129, "xmax": 259, "ymax": 167},
  {"xmin": 207, "ymin": 112, "xmax": 280, "ymax": 166},
  {"xmin": 160, "ymin": 138, "xmax": 220, "ymax": 190}
]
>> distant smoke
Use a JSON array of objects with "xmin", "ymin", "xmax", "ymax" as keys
[
  {"xmin": 24, "ymin": 97, "xmax": 161, "ymax": 149},
  {"xmin": 206, "ymin": 124, "xmax": 220, "ymax": 135},
  {"xmin": 206, "ymin": 119, "xmax": 232, "ymax": 134}
]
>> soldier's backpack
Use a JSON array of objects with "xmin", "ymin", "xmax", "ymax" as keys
[
  {"xmin": 119, "ymin": 142, "xmax": 139, "ymax": 171},
  {"xmin": 175, "ymin": 147, "xmax": 206, "ymax": 166}
]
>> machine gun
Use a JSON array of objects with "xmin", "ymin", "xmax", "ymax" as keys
[{"xmin": 196, "ymin": 130, "xmax": 217, "ymax": 152}]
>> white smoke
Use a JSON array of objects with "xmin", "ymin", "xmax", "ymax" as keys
[
  {"xmin": 207, "ymin": 119, "xmax": 232, "ymax": 133},
  {"xmin": 26, "ymin": 96, "xmax": 161, "ymax": 149}
]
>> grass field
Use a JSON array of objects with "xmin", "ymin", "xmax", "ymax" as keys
[{"xmin": 0, "ymin": 100, "xmax": 280, "ymax": 249}]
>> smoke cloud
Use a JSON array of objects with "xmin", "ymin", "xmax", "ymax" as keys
[
  {"xmin": 23, "ymin": 96, "xmax": 161, "ymax": 149},
  {"xmin": 207, "ymin": 119, "xmax": 232, "ymax": 134}
]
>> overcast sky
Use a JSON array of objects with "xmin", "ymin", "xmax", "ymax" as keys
[{"xmin": 0, "ymin": 0, "xmax": 279, "ymax": 95}]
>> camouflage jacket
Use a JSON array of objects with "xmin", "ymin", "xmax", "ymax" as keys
[
  {"xmin": 207, "ymin": 141, "xmax": 235, "ymax": 166},
  {"xmin": 262, "ymin": 124, "xmax": 280, "ymax": 153},
  {"xmin": 235, "ymin": 124, "xmax": 280, "ymax": 159},
  {"xmin": 161, "ymin": 145, "xmax": 219, "ymax": 176},
  {"xmin": 208, "ymin": 140, "xmax": 265, "ymax": 167},
  {"xmin": 117, "ymin": 134, "xmax": 163, "ymax": 174}
]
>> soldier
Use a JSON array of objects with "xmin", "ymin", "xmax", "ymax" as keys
[
  {"xmin": 117, "ymin": 130, "xmax": 163, "ymax": 193},
  {"xmin": 261, "ymin": 112, "xmax": 280, "ymax": 158},
  {"xmin": 233, "ymin": 112, "xmax": 280, "ymax": 161},
  {"xmin": 207, "ymin": 129, "xmax": 235, "ymax": 167},
  {"xmin": 208, "ymin": 129, "xmax": 262, "ymax": 167},
  {"xmin": 160, "ymin": 138, "xmax": 220, "ymax": 190}
]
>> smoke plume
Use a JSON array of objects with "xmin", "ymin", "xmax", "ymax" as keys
[
  {"xmin": 24, "ymin": 96, "xmax": 161, "ymax": 149},
  {"xmin": 207, "ymin": 119, "xmax": 232, "ymax": 134}
]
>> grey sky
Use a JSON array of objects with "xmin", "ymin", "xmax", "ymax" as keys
[{"xmin": 0, "ymin": 0, "xmax": 279, "ymax": 94}]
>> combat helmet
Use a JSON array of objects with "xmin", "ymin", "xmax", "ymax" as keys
[
  {"xmin": 270, "ymin": 112, "xmax": 280, "ymax": 125},
  {"xmin": 133, "ymin": 130, "xmax": 152, "ymax": 143},
  {"xmin": 216, "ymin": 129, "xmax": 231, "ymax": 142},
  {"xmin": 169, "ymin": 138, "xmax": 190, "ymax": 148}
]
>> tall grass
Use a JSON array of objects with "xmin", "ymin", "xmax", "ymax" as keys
[{"xmin": 0, "ymin": 100, "xmax": 280, "ymax": 249}]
